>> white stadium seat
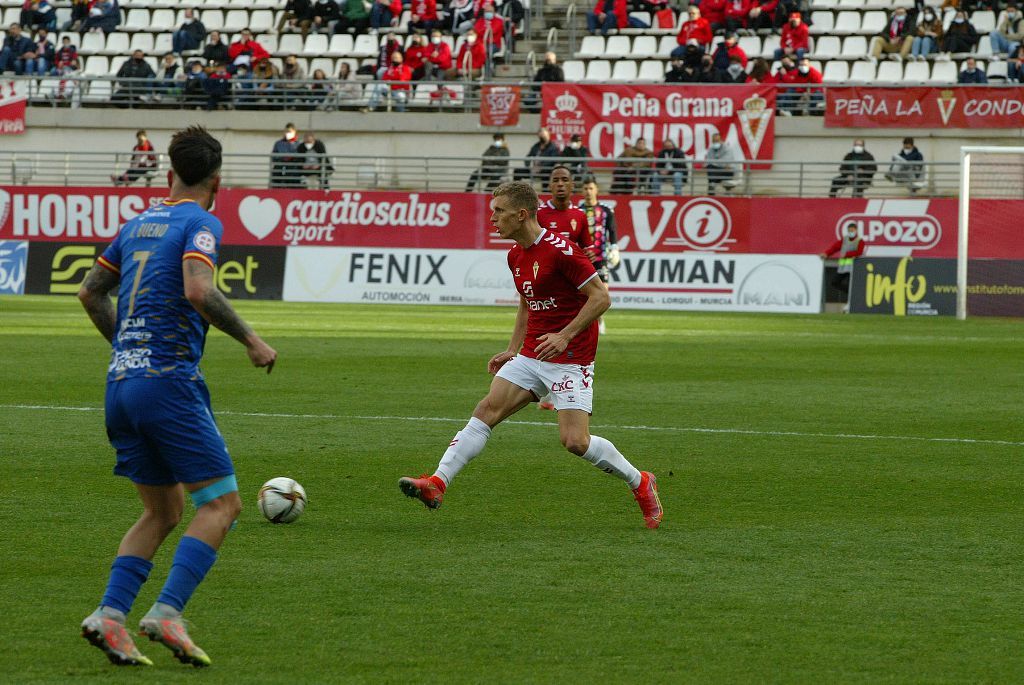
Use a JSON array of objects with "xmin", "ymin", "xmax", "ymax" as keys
[
  {"xmin": 604, "ymin": 36, "xmax": 631, "ymax": 59},
  {"xmin": 637, "ymin": 59, "xmax": 664, "ymax": 81},
  {"xmin": 83, "ymin": 55, "xmax": 110, "ymax": 76},
  {"xmin": 833, "ymin": 11, "xmax": 861, "ymax": 35},
  {"xmin": 327, "ymin": 33, "xmax": 354, "ymax": 56},
  {"xmin": 101, "ymin": 32, "xmax": 130, "ymax": 56},
  {"xmin": 931, "ymin": 61, "xmax": 959, "ymax": 84},
  {"xmin": 304, "ymin": 34, "xmax": 329, "ymax": 56},
  {"xmin": 563, "ymin": 59, "xmax": 585, "ymax": 80},
  {"xmin": 150, "ymin": 10, "xmax": 176, "ymax": 31},
  {"xmin": 249, "ymin": 10, "xmax": 276, "ymax": 33},
  {"xmin": 658, "ymin": 35, "xmax": 677, "ymax": 57},
  {"xmin": 841, "ymin": 36, "xmax": 868, "ymax": 60},
  {"xmin": 903, "ymin": 60, "xmax": 930, "ymax": 82},
  {"xmin": 201, "ymin": 10, "xmax": 225, "ymax": 31},
  {"xmin": 822, "ymin": 59, "xmax": 849, "ymax": 82},
  {"xmin": 738, "ymin": 36, "xmax": 762, "ymax": 57},
  {"xmin": 352, "ymin": 34, "xmax": 378, "ymax": 57},
  {"xmin": 809, "ymin": 11, "xmax": 835, "ymax": 35},
  {"xmin": 611, "ymin": 60, "xmax": 638, "ymax": 81},
  {"xmin": 860, "ymin": 11, "xmax": 887, "ymax": 34},
  {"xmin": 223, "ymin": 10, "xmax": 250, "ymax": 33},
  {"xmin": 576, "ymin": 35, "xmax": 605, "ymax": 59},
  {"xmin": 876, "ymin": 61, "xmax": 903, "ymax": 82},
  {"xmin": 632, "ymin": 35, "xmax": 657, "ymax": 58},
  {"xmin": 972, "ymin": 11, "xmax": 996, "ymax": 33},
  {"xmin": 278, "ymin": 34, "xmax": 304, "ymax": 56},
  {"xmin": 837, "ymin": 0, "xmax": 864, "ymax": 8},
  {"xmin": 129, "ymin": 33, "xmax": 155, "ymax": 54},
  {"xmin": 811, "ymin": 35, "xmax": 840, "ymax": 59},
  {"xmin": 123, "ymin": 9, "xmax": 150, "ymax": 32},
  {"xmin": 585, "ymin": 59, "xmax": 611, "ymax": 80},
  {"xmin": 849, "ymin": 60, "xmax": 876, "ymax": 81}
]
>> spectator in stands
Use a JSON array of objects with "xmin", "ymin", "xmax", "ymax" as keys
[
  {"xmin": 746, "ymin": 0, "xmax": 779, "ymax": 32},
  {"xmin": 64, "ymin": 0, "xmax": 88, "ymax": 32},
  {"xmin": 406, "ymin": 34, "xmax": 429, "ymax": 79},
  {"xmin": 333, "ymin": 61, "xmax": 361, "ymax": 104},
  {"xmin": 448, "ymin": 0, "xmax": 477, "ymax": 35},
  {"xmin": 229, "ymin": 29, "xmax": 271, "ymax": 73},
  {"xmin": 474, "ymin": 3, "xmax": 505, "ymax": 64},
  {"xmin": 424, "ymin": 29, "xmax": 453, "ymax": 79},
  {"xmin": 700, "ymin": 0, "xmax": 728, "ymax": 32},
  {"xmin": 610, "ymin": 140, "xmax": 641, "ymax": 194},
  {"xmin": 672, "ymin": 6, "xmax": 713, "ymax": 57},
  {"xmin": 911, "ymin": 7, "xmax": 942, "ymax": 60},
  {"xmin": 304, "ymin": 67, "xmax": 331, "ymax": 108},
  {"xmin": 775, "ymin": 12, "xmax": 809, "ymax": 60},
  {"xmin": 665, "ymin": 56, "xmax": 693, "ymax": 82},
  {"xmin": 704, "ymin": 133, "xmax": 741, "ymax": 196},
  {"xmin": 990, "ymin": 3, "xmax": 1024, "ymax": 56},
  {"xmin": 82, "ymin": 0, "xmax": 120, "ymax": 34},
  {"xmin": 280, "ymin": 0, "xmax": 316, "ymax": 38},
  {"xmin": 233, "ymin": 63, "xmax": 256, "ymax": 107},
  {"xmin": 271, "ymin": 123, "xmax": 302, "ymax": 187},
  {"xmin": 870, "ymin": 6, "xmax": 914, "ymax": 61},
  {"xmin": 942, "ymin": 11, "xmax": 978, "ymax": 54},
  {"xmin": 820, "ymin": 221, "xmax": 863, "ymax": 306},
  {"xmin": 466, "ymin": 132, "xmax": 510, "ymax": 192},
  {"xmin": 534, "ymin": 50, "xmax": 564, "ymax": 82},
  {"xmin": 370, "ymin": 0, "xmax": 403, "ymax": 31},
  {"xmin": 336, "ymin": 0, "xmax": 371, "ymax": 34},
  {"xmin": 409, "ymin": 0, "xmax": 441, "ymax": 33},
  {"xmin": 111, "ymin": 130, "xmax": 157, "ymax": 186},
  {"xmin": 278, "ymin": 54, "xmax": 307, "ymax": 106},
  {"xmin": 365, "ymin": 51, "xmax": 411, "ymax": 111},
  {"xmin": 299, "ymin": 131, "xmax": 333, "ymax": 188},
  {"xmin": 829, "ymin": 139, "xmax": 876, "ymax": 198},
  {"xmin": 448, "ymin": 29, "xmax": 486, "ymax": 78},
  {"xmin": 628, "ymin": 138, "xmax": 656, "ymax": 193},
  {"xmin": 958, "ymin": 56, "xmax": 988, "ymax": 83},
  {"xmin": 725, "ymin": 0, "xmax": 752, "ymax": 33},
  {"xmin": 587, "ymin": 0, "xmax": 627, "ymax": 36},
  {"xmin": 885, "ymin": 137, "xmax": 925, "ymax": 194},
  {"xmin": 697, "ymin": 53, "xmax": 719, "ymax": 81},
  {"xmin": 154, "ymin": 53, "xmax": 181, "ymax": 100},
  {"xmin": 495, "ymin": 0, "xmax": 525, "ymax": 41},
  {"xmin": 182, "ymin": 59, "xmax": 208, "ymax": 106},
  {"xmin": 113, "ymin": 49, "xmax": 156, "ymax": 105},
  {"xmin": 1008, "ymin": 42, "xmax": 1024, "ymax": 80},
  {"xmin": 204, "ymin": 31, "xmax": 229, "ymax": 65},
  {"xmin": 0, "ymin": 23, "xmax": 34, "ymax": 74},
  {"xmin": 203, "ymin": 61, "xmax": 232, "ymax": 110},
  {"xmin": 779, "ymin": 56, "xmax": 822, "ymax": 114},
  {"xmin": 252, "ymin": 56, "xmax": 280, "ymax": 104},
  {"xmin": 712, "ymin": 33, "xmax": 748, "ymax": 71},
  {"xmin": 52, "ymin": 34, "xmax": 79, "ymax": 75},
  {"xmin": 374, "ymin": 32, "xmax": 403, "ymax": 77},
  {"xmin": 718, "ymin": 55, "xmax": 747, "ymax": 82},
  {"xmin": 172, "ymin": 8, "xmax": 206, "ymax": 56},
  {"xmin": 513, "ymin": 127, "xmax": 559, "ymax": 182},
  {"xmin": 773, "ymin": 0, "xmax": 809, "ymax": 31},
  {"xmin": 746, "ymin": 57, "xmax": 777, "ymax": 83},
  {"xmin": 560, "ymin": 134, "xmax": 591, "ymax": 183},
  {"xmin": 312, "ymin": 0, "xmax": 342, "ymax": 34},
  {"xmin": 28, "ymin": 1, "xmax": 57, "ymax": 34},
  {"xmin": 654, "ymin": 139, "xmax": 687, "ymax": 196},
  {"xmin": 22, "ymin": 25, "xmax": 52, "ymax": 75}
]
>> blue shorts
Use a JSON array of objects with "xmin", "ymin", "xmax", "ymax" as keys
[{"xmin": 105, "ymin": 377, "xmax": 234, "ymax": 486}]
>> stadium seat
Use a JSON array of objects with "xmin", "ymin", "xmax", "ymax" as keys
[
  {"xmin": 396, "ymin": 10, "xmax": 412, "ymax": 32},
  {"xmin": 150, "ymin": 9, "xmax": 176, "ymax": 31},
  {"xmin": 412, "ymin": 82, "xmax": 438, "ymax": 106},
  {"xmin": 352, "ymin": 34, "xmax": 378, "ymax": 57},
  {"xmin": 223, "ymin": 10, "xmax": 249, "ymax": 33},
  {"xmin": 201, "ymin": 10, "xmax": 225, "ymax": 31},
  {"xmin": 833, "ymin": 11, "xmax": 861, "ymax": 35},
  {"xmin": 976, "ymin": 39, "xmax": 994, "ymax": 60},
  {"xmin": 256, "ymin": 34, "xmax": 279, "ymax": 54},
  {"xmin": 760, "ymin": 35, "xmax": 780, "ymax": 59},
  {"xmin": 327, "ymin": 33, "xmax": 354, "ymax": 56},
  {"xmin": 876, "ymin": 60, "xmax": 903, "ymax": 82},
  {"xmin": 101, "ymin": 32, "xmax": 130, "ymax": 57},
  {"xmin": 822, "ymin": 59, "xmax": 849, "ymax": 82},
  {"xmin": 849, "ymin": 60, "xmax": 876, "ymax": 81},
  {"xmin": 611, "ymin": 60, "xmax": 638, "ymax": 81},
  {"xmin": 987, "ymin": 60, "xmax": 1009, "ymax": 80},
  {"xmin": 632, "ymin": 35, "xmax": 657, "ymax": 58},
  {"xmin": 154, "ymin": 33, "xmax": 173, "ymax": 55},
  {"xmin": 576, "ymin": 35, "xmax": 605, "ymax": 59},
  {"xmin": 585, "ymin": 59, "xmax": 611, "ymax": 80},
  {"xmin": 931, "ymin": 61, "xmax": 959, "ymax": 84},
  {"xmin": 972, "ymin": 11, "xmax": 997, "ymax": 34},
  {"xmin": 738, "ymin": 36, "xmax": 762, "ymax": 58},
  {"xmin": 85, "ymin": 79, "xmax": 112, "ymax": 102},
  {"xmin": 123, "ymin": 9, "xmax": 150, "ymax": 32},
  {"xmin": 278, "ymin": 34, "xmax": 304, "ymax": 56},
  {"xmin": 304, "ymin": 34, "xmax": 329, "ymax": 56},
  {"xmin": 83, "ymin": 55, "xmax": 110, "ymax": 76},
  {"xmin": 810, "ymin": 0, "xmax": 838, "ymax": 9},
  {"xmin": 309, "ymin": 57, "xmax": 334, "ymax": 77},
  {"xmin": 80, "ymin": 31, "xmax": 106, "ymax": 55},
  {"xmin": 903, "ymin": 60, "xmax": 929, "ymax": 82},
  {"xmin": 130, "ymin": 33, "xmax": 155, "ymax": 53},
  {"xmin": 657, "ymin": 35, "xmax": 677, "ymax": 57},
  {"xmin": 109, "ymin": 56, "xmax": 127, "ymax": 75},
  {"xmin": 860, "ymin": 11, "xmax": 886, "ymax": 34},
  {"xmin": 841, "ymin": 36, "xmax": 868, "ymax": 59},
  {"xmin": 563, "ymin": 59, "xmax": 585, "ymax": 80},
  {"xmin": 837, "ymin": 0, "xmax": 864, "ymax": 7},
  {"xmin": 812, "ymin": 35, "xmax": 840, "ymax": 59},
  {"xmin": 638, "ymin": 59, "xmax": 664, "ymax": 81},
  {"xmin": 809, "ymin": 11, "xmax": 835, "ymax": 35},
  {"xmin": 604, "ymin": 36, "xmax": 631, "ymax": 59},
  {"xmin": 250, "ymin": 10, "xmax": 275, "ymax": 33}
]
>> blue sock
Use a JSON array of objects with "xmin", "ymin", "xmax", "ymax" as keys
[
  {"xmin": 100, "ymin": 555, "xmax": 154, "ymax": 615},
  {"xmin": 156, "ymin": 536, "xmax": 218, "ymax": 612}
]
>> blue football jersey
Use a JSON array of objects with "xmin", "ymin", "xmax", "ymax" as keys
[{"xmin": 97, "ymin": 199, "xmax": 223, "ymax": 382}]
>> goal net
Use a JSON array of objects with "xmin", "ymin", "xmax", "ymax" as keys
[{"xmin": 957, "ymin": 146, "xmax": 1024, "ymax": 319}]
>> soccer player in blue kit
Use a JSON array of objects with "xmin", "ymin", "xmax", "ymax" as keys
[{"xmin": 77, "ymin": 126, "xmax": 277, "ymax": 667}]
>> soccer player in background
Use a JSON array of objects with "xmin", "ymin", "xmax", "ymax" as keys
[
  {"xmin": 399, "ymin": 181, "xmax": 663, "ymax": 529},
  {"xmin": 578, "ymin": 176, "xmax": 620, "ymax": 335},
  {"xmin": 77, "ymin": 126, "xmax": 277, "ymax": 667}
]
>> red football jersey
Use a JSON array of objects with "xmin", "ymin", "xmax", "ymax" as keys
[
  {"xmin": 536, "ymin": 200, "xmax": 590, "ymax": 251},
  {"xmin": 507, "ymin": 229, "xmax": 600, "ymax": 365}
]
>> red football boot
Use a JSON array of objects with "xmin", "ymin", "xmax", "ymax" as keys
[
  {"xmin": 398, "ymin": 474, "xmax": 446, "ymax": 510},
  {"xmin": 632, "ymin": 471, "xmax": 663, "ymax": 529}
]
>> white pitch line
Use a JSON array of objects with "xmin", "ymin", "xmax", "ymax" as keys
[{"xmin": 3, "ymin": 404, "xmax": 1023, "ymax": 447}]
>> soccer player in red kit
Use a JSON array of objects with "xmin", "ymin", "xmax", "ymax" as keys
[
  {"xmin": 537, "ymin": 165, "xmax": 590, "ymax": 250},
  {"xmin": 398, "ymin": 181, "xmax": 663, "ymax": 529}
]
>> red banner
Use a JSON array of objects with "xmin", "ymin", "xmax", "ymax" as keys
[
  {"xmin": 541, "ymin": 84, "xmax": 776, "ymax": 168},
  {"xmin": 0, "ymin": 81, "xmax": 27, "ymax": 135},
  {"xmin": 826, "ymin": 86, "xmax": 1024, "ymax": 128},
  {"xmin": 479, "ymin": 85, "xmax": 521, "ymax": 127},
  {"xmin": 4, "ymin": 186, "xmax": 1024, "ymax": 260}
]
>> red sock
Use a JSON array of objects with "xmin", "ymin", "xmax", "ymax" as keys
[{"xmin": 428, "ymin": 475, "xmax": 446, "ymax": 493}]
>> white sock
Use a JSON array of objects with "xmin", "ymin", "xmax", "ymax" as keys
[
  {"xmin": 580, "ymin": 435, "xmax": 642, "ymax": 489},
  {"xmin": 434, "ymin": 417, "xmax": 492, "ymax": 487}
]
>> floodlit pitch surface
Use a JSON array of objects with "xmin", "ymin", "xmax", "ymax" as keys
[{"xmin": 2, "ymin": 296, "xmax": 1022, "ymax": 683}]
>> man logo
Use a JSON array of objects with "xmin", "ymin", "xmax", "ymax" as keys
[
  {"xmin": 238, "ymin": 196, "xmax": 282, "ymax": 240},
  {"xmin": 667, "ymin": 198, "xmax": 734, "ymax": 251},
  {"xmin": 50, "ymin": 245, "xmax": 97, "ymax": 294},
  {"xmin": 736, "ymin": 261, "xmax": 810, "ymax": 308}
]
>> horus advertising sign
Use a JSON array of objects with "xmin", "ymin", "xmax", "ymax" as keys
[
  {"xmin": 540, "ymin": 84, "xmax": 776, "ymax": 168},
  {"xmin": 826, "ymin": 87, "xmax": 1024, "ymax": 128}
]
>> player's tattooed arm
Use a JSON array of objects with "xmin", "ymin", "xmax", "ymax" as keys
[{"xmin": 77, "ymin": 263, "xmax": 120, "ymax": 343}]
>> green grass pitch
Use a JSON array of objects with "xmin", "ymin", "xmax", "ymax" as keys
[{"xmin": 2, "ymin": 296, "xmax": 1022, "ymax": 683}]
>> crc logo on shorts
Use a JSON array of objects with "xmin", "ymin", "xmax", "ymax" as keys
[
  {"xmin": 551, "ymin": 374, "xmax": 575, "ymax": 392},
  {"xmin": 837, "ymin": 200, "xmax": 941, "ymax": 251},
  {"xmin": 193, "ymin": 230, "xmax": 216, "ymax": 254}
]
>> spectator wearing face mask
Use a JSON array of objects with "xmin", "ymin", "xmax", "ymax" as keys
[
  {"xmin": 718, "ymin": 56, "xmax": 747, "ymax": 83},
  {"xmin": 409, "ymin": 0, "xmax": 441, "ymax": 33},
  {"xmin": 203, "ymin": 31, "xmax": 229, "ymax": 65},
  {"xmin": 885, "ymin": 137, "xmax": 925, "ymax": 194},
  {"xmin": 772, "ymin": 0, "xmax": 808, "ymax": 31},
  {"xmin": 941, "ymin": 11, "xmax": 978, "ymax": 54},
  {"xmin": 1008, "ymin": 43, "xmax": 1024, "ymax": 81},
  {"xmin": 870, "ymin": 7, "xmax": 914, "ymax": 61},
  {"xmin": 113, "ymin": 49, "xmax": 156, "ymax": 105},
  {"xmin": 473, "ymin": 2, "xmax": 505, "ymax": 61},
  {"xmin": 654, "ymin": 139, "xmax": 687, "ymax": 196},
  {"xmin": 712, "ymin": 33, "xmax": 748, "ymax": 71},
  {"xmin": 534, "ymin": 51, "xmax": 564, "ymax": 82},
  {"xmin": 703, "ymin": 133, "xmax": 740, "ymax": 196},
  {"xmin": 172, "ymin": 8, "xmax": 206, "ymax": 55},
  {"xmin": 666, "ymin": 55, "xmax": 699, "ymax": 82},
  {"xmin": 911, "ymin": 7, "xmax": 942, "ymax": 60},
  {"xmin": 424, "ymin": 29, "xmax": 452, "ymax": 79},
  {"xmin": 829, "ymin": 139, "xmax": 876, "ymax": 199},
  {"xmin": 779, "ymin": 56, "xmax": 822, "ymax": 114},
  {"xmin": 958, "ymin": 57, "xmax": 988, "ymax": 84},
  {"xmin": 448, "ymin": 30, "xmax": 486, "ymax": 78},
  {"xmin": 513, "ymin": 128, "xmax": 559, "ymax": 182},
  {"xmin": 820, "ymin": 221, "xmax": 864, "ymax": 306},
  {"xmin": 466, "ymin": 133, "xmax": 510, "ymax": 192},
  {"xmin": 991, "ymin": 3, "xmax": 1024, "ymax": 56},
  {"xmin": 672, "ymin": 6, "xmax": 713, "ymax": 57},
  {"xmin": 365, "ymin": 51, "xmax": 411, "ymax": 111},
  {"xmin": 560, "ymin": 134, "xmax": 591, "ymax": 184},
  {"xmin": 775, "ymin": 12, "xmax": 809, "ymax": 61}
]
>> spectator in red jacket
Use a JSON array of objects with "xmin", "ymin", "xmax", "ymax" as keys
[
  {"xmin": 409, "ymin": 0, "xmax": 441, "ymax": 33},
  {"xmin": 447, "ymin": 29, "xmax": 486, "ymax": 78},
  {"xmin": 775, "ymin": 11, "xmax": 809, "ymax": 60},
  {"xmin": 779, "ymin": 56, "xmax": 822, "ymax": 114},
  {"xmin": 365, "ymin": 51, "xmax": 412, "ymax": 111},
  {"xmin": 424, "ymin": 28, "xmax": 452, "ymax": 78},
  {"xmin": 747, "ymin": 0, "xmax": 778, "ymax": 31},
  {"xmin": 587, "ymin": 0, "xmax": 626, "ymax": 35},
  {"xmin": 370, "ymin": 0, "xmax": 403, "ymax": 31},
  {"xmin": 405, "ymin": 33, "xmax": 429, "ymax": 79},
  {"xmin": 700, "ymin": 0, "xmax": 728, "ymax": 31},
  {"xmin": 228, "ymin": 29, "xmax": 270, "ymax": 72},
  {"xmin": 724, "ymin": 0, "xmax": 751, "ymax": 33},
  {"xmin": 711, "ymin": 32, "xmax": 748, "ymax": 70},
  {"xmin": 111, "ymin": 129, "xmax": 158, "ymax": 187},
  {"xmin": 474, "ymin": 2, "xmax": 505, "ymax": 54},
  {"xmin": 746, "ymin": 57, "xmax": 777, "ymax": 83},
  {"xmin": 671, "ymin": 5, "xmax": 713, "ymax": 57}
]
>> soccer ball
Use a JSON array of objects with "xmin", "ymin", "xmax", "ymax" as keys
[{"xmin": 257, "ymin": 477, "xmax": 307, "ymax": 524}]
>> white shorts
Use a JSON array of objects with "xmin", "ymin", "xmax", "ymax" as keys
[{"xmin": 495, "ymin": 355, "xmax": 595, "ymax": 413}]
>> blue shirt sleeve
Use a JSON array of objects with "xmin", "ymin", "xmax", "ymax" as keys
[{"xmin": 182, "ymin": 213, "xmax": 223, "ymax": 270}]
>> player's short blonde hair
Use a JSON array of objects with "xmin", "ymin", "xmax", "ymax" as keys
[{"xmin": 493, "ymin": 182, "xmax": 538, "ymax": 217}]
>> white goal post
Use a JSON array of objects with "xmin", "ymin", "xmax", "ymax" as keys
[{"xmin": 957, "ymin": 145, "xmax": 1024, "ymax": 320}]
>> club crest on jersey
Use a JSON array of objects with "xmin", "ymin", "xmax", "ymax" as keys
[
  {"xmin": 570, "ymin": 219, "xmax": 577, "ymax": 232},
  {"xmin": 514, "ymin": 267, "xmax": 520, "ymax": 277},
  {"xmin": 532, "ymin": 261, "xmax": 539, "ymax": 279},
  {"xmin": 193, "ymin": 230, "xmax": 216, "ymax": 254}
]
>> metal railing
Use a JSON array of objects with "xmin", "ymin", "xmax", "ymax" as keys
[{"xmin": 3, "ymin": 151, "xmax": 1007, "ymax": 198}]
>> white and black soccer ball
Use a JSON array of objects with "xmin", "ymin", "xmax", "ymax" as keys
[{"xmin": 257, "ymin": 477, "xmax": 307, "ymax": 524}]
